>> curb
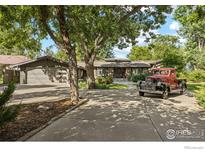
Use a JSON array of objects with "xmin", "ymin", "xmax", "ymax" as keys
[{"xmin": 17, "ymin": 98, "xmax": 89, "ymax": 141}]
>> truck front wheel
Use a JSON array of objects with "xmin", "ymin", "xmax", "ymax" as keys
[
  {"xmin": 162, "ymin": 88, "xmax": 169, "ymax": 99},
  {"xmin": 139, "ymin": 91, "xmax": 144, "ymax": 96}
]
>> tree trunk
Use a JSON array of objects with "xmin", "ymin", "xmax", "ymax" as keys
[
  {"xmin": 67, "ymin": 50, "xmax": 79, "ymax": 103},
  {"xmin": 85, "ymin": 61, "xmax": 96, "ymax": 89}
]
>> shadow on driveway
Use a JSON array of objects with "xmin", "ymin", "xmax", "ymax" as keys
[{"xmin": 27, "ymin": 89, "xmax": 205, "ymax": 141}]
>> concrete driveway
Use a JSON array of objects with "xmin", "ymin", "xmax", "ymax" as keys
[
  {"xmin": 27, "ymin": 89, "xmax": 205, "ymax": 141},
  {"xmin": 7, "ymin": 84, "xmax": 70, "ymax": 105}
]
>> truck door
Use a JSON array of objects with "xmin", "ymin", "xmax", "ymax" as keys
[{"xmin": 170, "ymin": 70, "xmax": 178, "ymax": 89}]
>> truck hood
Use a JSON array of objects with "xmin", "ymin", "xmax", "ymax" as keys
[{"xmin": 146, "ymin": 75, "xmax": 168, "ymax": 80}]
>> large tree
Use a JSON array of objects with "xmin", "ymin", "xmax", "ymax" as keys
[
  {"xmin": 0, "ymin": 7, "xmax": 41, "ymax": 58},
  {"xmin": 174, "ymin": 6, "xmax": 205, "ymax": 69},
  {"xmin": 128, "ymin": 46, "xmax": 152, "ymax": 60},
  {"xmin": 0, "ymin": 6, "xmax": 79, "ymax": 102},
  {"xmin": 0, "ymin": 6, "xmax": 172, "ymax": 100},
  {"xmin": 68, "ymin": 6, "xmax": 172, "ymax": 88},
  {"xmin": 129, "ymin": 35, "xmax": 185, "ymax": 71}
]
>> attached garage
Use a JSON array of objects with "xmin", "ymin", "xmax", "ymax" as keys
[{"xmin": 11, "ymin": 56, "xmax": 85, "ymax": 85}]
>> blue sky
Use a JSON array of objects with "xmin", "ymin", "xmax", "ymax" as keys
[
  {"xmin": 41, "ymin": 13, "xmax": 181, "ymax": 58},
  {"xmin": 113, "ymin": 14, "xmax": 181, "ymax": 58}
]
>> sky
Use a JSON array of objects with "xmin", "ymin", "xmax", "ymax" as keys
[
  {"xmin": 41, "ymin": 12, "xmax": 181, "ymax": 58},
  {"xmin": 112, "ymin": 14, "xmax": 181, "ymax": 58}
]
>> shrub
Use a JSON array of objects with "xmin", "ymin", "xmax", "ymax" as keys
[
  {"xmin": 131, "ymin": 74, "xmax": 149, "ymax": 82},
  {"xmin": 181, "ymin": 70, "xmax": 205, "ymax": 82},
  {"xmin": 95, "ymin": 83, "xmax": 109, "ymax": 89},
  {"xmin": 79, "ymin": 81, "xmax": 87, "ymax": 89},
  {"xmin": 196, "ymin": 88, "xmax": 205, "ymax": 108},
  {"xmin": 189, "ymin": 70, "xmax": 205, "ymax": 82},
  {"xmin": 96, "ymin": 76, "xmax": 113, "ymax": 84},
  {"xmin": 0, "ymin": 82, "xmax": 20, "ymax": 126},
  {"xmin": 105, "ymin": 76, "xmax": 113, "ymax": 84}
]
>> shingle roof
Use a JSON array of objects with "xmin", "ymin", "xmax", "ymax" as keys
[
  {"xmin": 10, "ymin": 56, "xmax": 158, "ymax": 69},
  {"xmin": 77, "ymin": 60, "xmax": 151, "ymax": 68},
  {"xmin": 0, "ymin": 55, "xmax": 29, "ymax": 65},
  {"xmin": 11, "ymin": 56, "xmax": 85, "ymax": 69}
]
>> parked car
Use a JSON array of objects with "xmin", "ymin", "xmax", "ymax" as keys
[{"xmin": 138, "ymin": 68, "xmax": 187, "ymax": 99}]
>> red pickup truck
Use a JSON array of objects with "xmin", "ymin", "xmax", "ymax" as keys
[{"xmin": 138, "ymin": 68, "xmax": 187, "ymax": 99}]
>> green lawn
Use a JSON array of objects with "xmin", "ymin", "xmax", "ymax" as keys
[
  {"xmin": 96, "ymin": 83, "xmax": 128, "ymax": 89},
  {"xmin": 187, "ymin": 82, "xmax": 205, "ymax": 108},
  {"xmin": 0, "ymin": 75, "xmax": 3, "ymax": 84},
  {"xmin": 79, "ymin": 81, "xmax": 128, "ymax": 90}
]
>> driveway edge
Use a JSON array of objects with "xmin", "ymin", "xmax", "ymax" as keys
[{"xmin": 17, "ymin": 98, "xmax": 89, "ymax": 141}]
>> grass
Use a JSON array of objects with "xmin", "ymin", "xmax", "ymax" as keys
[
  {"xmin": 0, "ymin": 75, "xmax": 3, "ymax": 84},
  {"xmin": 79, "ymin": 81, "xmax": 128, "ymax": 90},
  {"xmin": 96, "ymin": 83, "xmax": 128, "ymax": 89},
  {"xmin": 187, "ymin": 82, "xmax": 205, "ymax": 108}
]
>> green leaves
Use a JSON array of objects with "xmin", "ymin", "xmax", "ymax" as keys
[
  {"xmin": 129, "ymin": 35, "xmax": 185, "ymax": 71},
  {"xmin": 174, "ymin": 6, "xmax": 205, "ymax": 69},
  {"xmin": 0, "ymin": 6, "xmax": 41, "ymax": 58},
  {"xmin": 0, "ymin": 82, "xmax": 20, "ymax": 127},
  {"xmin": 128, "ymin": 46, "xmax": 152, "ymax": 61}
]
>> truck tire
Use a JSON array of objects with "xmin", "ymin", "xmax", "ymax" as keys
[
  {"xmin": 162, "ymin": 88, "xmax": 168, "ymax": 99},
  {"xmin": 180, "ymin": 83, "xmax": 186, "ymax": 95},
  {"xmin": 139, "ymin": 91, "xmax": 144, "ymax": 96}
]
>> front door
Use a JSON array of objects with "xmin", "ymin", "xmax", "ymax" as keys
[{"xmin": 113, "ymin": 68, "xmax": 126, "ymax": 78}]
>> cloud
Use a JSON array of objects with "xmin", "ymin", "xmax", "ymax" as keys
[
  {"xmin": 179, "ymin": 37, "xmax": 187, "ymax": 44},
  {"xmin": 169, "ymin": 21, "xmax": 179, "ymax": 30},
  {"xmin": 113, "ymin": 46, "xmax": 131, "ymax": 58}
]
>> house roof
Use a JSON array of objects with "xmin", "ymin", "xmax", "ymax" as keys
[
  {"xmin": 77, "ymin": 60, "xmax": 152, "ymax": 68},
  {"xmin": 12, "ymin": 56, "xmax": 67, "ymax": 67},
  {"xmin": 11, "ymin": 56, "xmax": 160, "ymax": 69},
  {"xmin": 0, "ymin": 55, "xmax": 29, "ymax": 65},
  {"xmin": 151, "ymin": 68, "xmax": 176, "ymax": 71},
  {"xmin": 104, "ymin": 58, "xmax": 131, "ymax": 62},
  {"xmin": 11, "ymin": 56, "xmax": 85, "ymax": 69}
]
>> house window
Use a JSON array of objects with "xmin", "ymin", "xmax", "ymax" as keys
[
  {"xmin": 96, "ymin": 68, "xmax": 103, "ymax": 76},
  {"xmin": 102, "ymin": 68, "xmax": 108, "ymax": 76},
  {"xmin": 138, "ymin": 68, "xmax": 143, "ymax": 74},
  {"xmin": 132, "ymin": 68, "xmax": 139, "ymax": 75}
]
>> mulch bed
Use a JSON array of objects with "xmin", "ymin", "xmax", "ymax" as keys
[{"xmin": 0, "ymin": 100, "xmax": 74, "ymax": 141}]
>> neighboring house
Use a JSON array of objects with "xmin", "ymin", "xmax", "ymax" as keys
[
  {"xmin": 0, "ymin": 55, "xmax": 29, "ymax": 84},
  {"xmin": 78, "ymin": 58, "xmax": 161, "ymax": 79},
  {"xmin": 10, "ymin": 56, "xmax": 86, "ymax": 84}
]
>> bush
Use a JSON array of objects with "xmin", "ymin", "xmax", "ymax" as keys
[
  {"xmin": 79, "ymin": 81, "xmax": 87, "ymax": 89},
  {"xmin": 180, "ymin": 70, "xmax": 205, "ymax": 82},
  {"xmin": 96, "ymin": 76, "xmax": 113, "ymax": 84},
  {"xmin": 95, "ymin": 83, "xmax": 109, "ymax": 89},
  {"xmin": 189, "ymin": 70, "xmax": 205, "ymax": 82},
  {"xmin": 131, "ymin": 74, "xmax": 149, "ymax": 82},
  {"xmin": 196, "ymin": 88, "xmax": 205, "ymax": 108},
  {"xmin": 0, "ymin": 82, "xmax": 20, "ymax": 126}
]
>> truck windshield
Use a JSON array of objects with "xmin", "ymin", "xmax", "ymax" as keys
[{"xmin": 152, "ymin": 70, "xmax": 169, "ymax": 75}]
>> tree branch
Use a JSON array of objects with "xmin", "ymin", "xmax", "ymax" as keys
[
  {"xmin": 118, "ymin": 6, "xmax": 142, "ymax": 23},
  {"xmin": 39, "ymin": 6, "xmax": 64, "ymax": 49},
  {"xmin": 55, "ymin": 6, "xmax": 73, "ymax": 52}
]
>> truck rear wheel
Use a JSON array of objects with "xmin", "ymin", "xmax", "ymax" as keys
[
  {"xmin": 162, "ymin": 89, "xmax": 168, "ymax": 99},
  {"xmin": 180, "ymin": 83, "xmax": 186, "ymax": 95},
  {"xmin": 139, "ymin": 91, "xmax": 144, "ymax": 96}
]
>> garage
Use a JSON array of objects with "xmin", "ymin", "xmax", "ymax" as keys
[{"xmin": 11, "ymin": 56, "xmax": 84, "ymax": 85}]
